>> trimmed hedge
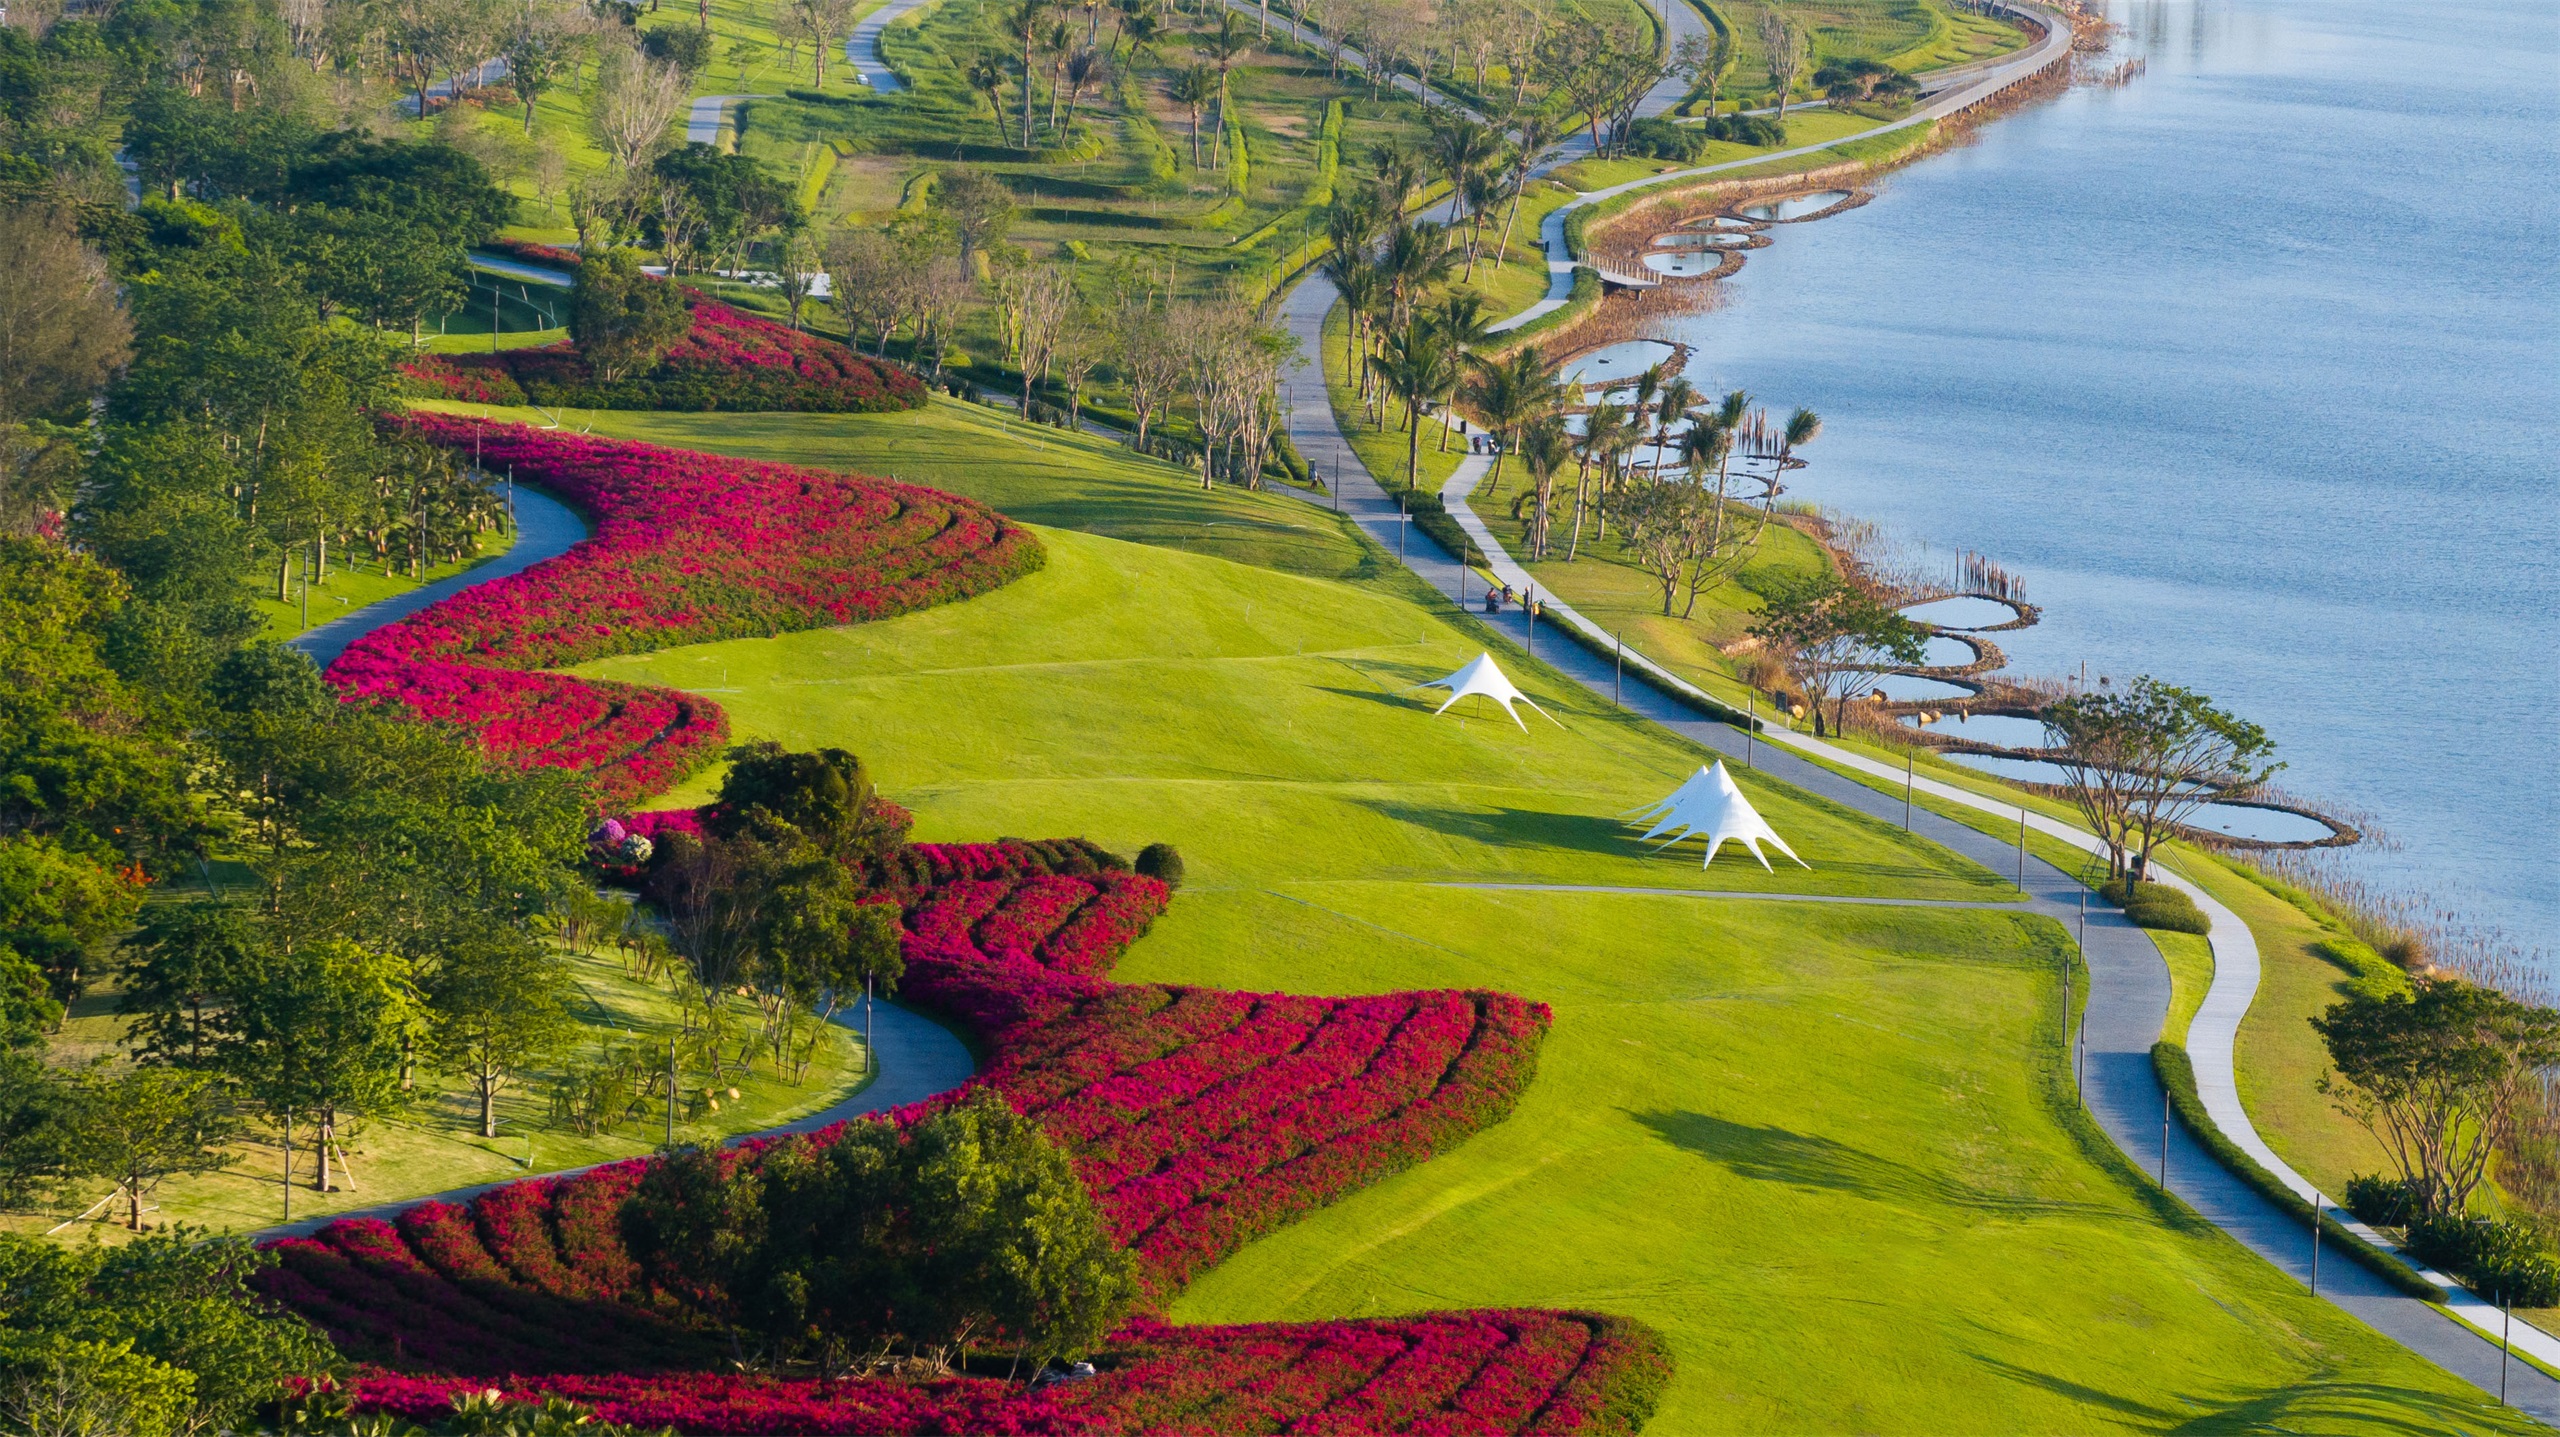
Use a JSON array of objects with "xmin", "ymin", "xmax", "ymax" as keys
[
  {"xmin": 2102, "ymin": 877, "xmax": 2211, "ymax": 934},
  {"xmin": 2151, "ymin": 1041, "xmax": 2442, "ymax": 1302}
]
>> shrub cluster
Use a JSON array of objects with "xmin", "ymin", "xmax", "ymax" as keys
[
  {"xmin": 258, "ymin": 835, "xmax": 1638, "ymax": 1433},
  {"xmin": 402, "ymin": 296, "xmax": 926, "ymax": 414},
  {"xmin": 2406, "ymin": 1213, "xmax": 2560, "ymax": 1307},
  {"xmin": 2101, "ymin": 877, "xmax": 2211, "ymax": 934},
  {"xmin": 326, "ymin": 418, "xmax": 1043, "ymax": 803},
  {"xmin": 320, "ymin": 1306, "xmax": 1669, "ymax": 1436},
  {"xmin": 1622, "ymin": 114, "xmax": 1786, "ymax": 162}
]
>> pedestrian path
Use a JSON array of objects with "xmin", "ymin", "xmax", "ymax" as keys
[
  {"xmin": 252, "ymin": 999, "xmax": 971, "ymax": 1240},
  {"xmin": 846, "ymin": 0, "xmax": 937, "ymax": 92},
  {"xmin": 289, "ymin": 486, "xmax": 589, "ymax": 670},
  {"xmin": 1269, "ymin": 276, "xmax": 2560, "ymax": 1415},
  {"xmin": 684, "ymin": 94, "xmax": 777, "ymax": 145}
]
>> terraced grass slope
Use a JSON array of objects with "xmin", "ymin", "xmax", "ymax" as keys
[{"xmin": 571, "ymin": 522, "xmax": 2525, "ymax": 1432}]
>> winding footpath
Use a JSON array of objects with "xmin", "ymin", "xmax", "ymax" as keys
[
  {"xmin": 1264, "ymin": 9, "xmax": 2552, "ymax": 1399},
  {"xmin": 1273, "ymin": 231, "xmax": 2560, "ymax": 1422},
  {"xmin": 262, "ymin": 484, "xmax": 977, "ymax": 1240}
]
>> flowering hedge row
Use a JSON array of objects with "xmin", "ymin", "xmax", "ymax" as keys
[
  {"xmin": 401, "ymin": 296, "xmax": 924, "ymax": 414},
  {"xmin": 325, "ymin": 1310, "xmax": 1669, "ymax": 1436},
  {"xmin": 258, "ymin": 836, "xmax": 1669, "ymax": 1434},
  {"xmin": 901, "ymin": 956, "xmax": 1547, "ymax": 1293},
  {"xmin": 326, "ymin": 419, "xmax": 1042, "ymax": 804}
]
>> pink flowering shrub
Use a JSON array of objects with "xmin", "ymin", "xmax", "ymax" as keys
[
  {"xmin": 317, "ymin": 1310, "xmax": 1668, "ymax": 1436},
  {"xmin": 256, "ymin": 843, "xmax": 1633, "ymax": 1436},
  {"xmin": 325, "ymin": 419, "xmax": 1042, "ymax": 803},
  {"xmin": 409, "ymin": 294, "xmax": 925, "ymax": 414}
]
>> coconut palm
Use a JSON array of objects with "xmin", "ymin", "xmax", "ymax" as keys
[
  {"xmin": 1649, "ymin": 376, "xmax": 1696, "ymax": 480},
  {"xmin": 1776, "ymin": 406, "xmax": 1822, "ymax": 486},
  {"xmin": 1381, "ymin": 321, "xmax": 1461, "ymax": 494},
  {"xmin": 1522, "ymin": 413, "xmax": 1572, "ymax": 560},
  {"xmin": 1463, "ymin": 343, "xmax": 1562, "ymax": 496},
  {"xmin": 967, "ymin": 55, "xmax": 1009, "ymax": 143},
  {"xmin": 1168, "ymin": 65, "xmax": 1215, "ymax": 167},
  {"xmin": 1378, "ymin": 219, "xmax": 1454, "ymax": 331},
  {"xmin": 1196, "ymin": 10, "xmax": 1250, "ymax": 168}
]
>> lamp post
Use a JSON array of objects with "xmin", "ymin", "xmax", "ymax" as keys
[{"xmin": 1614, "ymin": 633, "xmax": 1623, "ymax": 708}]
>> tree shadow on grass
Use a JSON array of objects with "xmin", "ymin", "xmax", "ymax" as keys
[
  {"xmin": 1633, "ymin": 1110, "xmax": 2123, "ymax": 1220},
  {"xmin": 1967, "ymin": 1352, "xmax": 2518, "ymax": 1436},
  {"xmin": 1353, "ymin": 797, "xmax": 1645, "ymax": 863}
]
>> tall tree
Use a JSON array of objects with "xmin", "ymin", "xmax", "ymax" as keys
[
  {"xmin": 423, "ymin": 934, "xmax": 575, "ymax": 1138},
  {"xmin": 1748, "ymin": 573, "xmax": 1927, "ymax": 737},
  {"xmin": 209, "ymin": 938, "xmax": 416, "ymax": 1200},
  {"xmin": 0, "ymin": 208, "xmax": 130, "ymax": 534},
  {"xmin": 63, "ymin": 1064, "xmax": 236, "ymax": 1231},
  {"xmin": 2040, "ymin": 677, "xmax": 2280, "ymax": 882},
  {"xmin": 2316, "ymin": 978, "xmax": 2560, "ymax": 1221}
]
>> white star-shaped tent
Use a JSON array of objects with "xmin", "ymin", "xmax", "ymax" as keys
[
  {"xmin": 1412, "ymin": 652, "xmax": 1561, "ymax": 731},
  {"xmin": 1627, "ymin": 761, "xmax": 1808, "ymax": 871}
]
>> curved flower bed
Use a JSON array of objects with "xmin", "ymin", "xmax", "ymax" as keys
[
  {"xmin": 327, "ymin": 419, "xmax": 1042, "ymax": 803},
  {"xmin": 402, "ymin": 296, "xmax": 924, "ymax": 413},
  {"xmin": 328, "ymin": 1309, "xmax": 1666, "ymax": 1436},
  {"xmin": 259, "ymin": 841, "xmax": 1661, "ymax": 1433}
]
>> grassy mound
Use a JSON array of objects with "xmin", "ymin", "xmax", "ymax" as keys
[{"xmin": 570, "ymin": 524, "xmax": 2526, "ymax": 1432}]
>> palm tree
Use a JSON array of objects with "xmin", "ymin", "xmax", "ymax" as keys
[
  {"xmin": 1522, "ymin": 413, "xmax": 1571, "ymax": 559},
  {"xmin": 1567, "ymin": 398, "xmax": 1624, "ymax": 561},
  {"xmin": 1008, "ymin": 0, "xmax": 1050, "ymax": 148},
  {"xmin": 1491, "ymin": 113, "xmax": 1555, "ymax": 270},
  {"xmin": 1378, "ymin": 219, "xmax": 1453, "ymax": 331},
  {"xmin": 1463, "ymin": 343, "xmax": 1560, "ymax": 497},
  {"xmin": 1649, "ymin": 376, "xmax": 1696, "ymax": 480},
  {"xmin": 1382, "ymin": 321, "xmax": 1460, "ymax": 494},
  {"xmin": 1773, "ymin": 406, "xmax": 1822, "ymax": 496},
  {"xmin": 967, "ymin": 55, "xmax": 1009, "ymax": 143},
  {"xmin": 1322, "ymin": 249, "xmax": 1379, "ymax": 393},
  {"xmin": 1169, "ymin": 65, "xmax": 1215, "ymax": 167},
  {"xmin": 1196, "ymin": 10, "xmax": 1249, "ymax": 169},
  {"xmin": 1432, "ymin": 115, "xmax": 1499, "ymax": 229}
]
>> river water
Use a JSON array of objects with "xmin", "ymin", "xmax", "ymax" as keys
[{"xmin": 1659, "ymin": 0, "xmax": 2559, "ymax": 955}]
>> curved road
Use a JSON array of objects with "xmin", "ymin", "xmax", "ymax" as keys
[{"xmin": 261, "ymin": 482, "xmax": 977, "ymax": 1240}]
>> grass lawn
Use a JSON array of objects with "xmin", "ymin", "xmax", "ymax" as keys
[
  {"xmin": 242, "ymin": 522, "xmax": 520, "ymax": 642},
  {"xmin": 418, "ymin": 395, "xmax": 1379, "ymax": 585},
  {"xmin": 562, "ymin": 505, "xmax": 2518, "ymax": 1430},
  {"xmin": 582, "ymin": 527, "xmax": 2008, "ymax": 904},
  {"xmin": 24, "ymin": 941, "xmax": 870, "ymax": 1241}
]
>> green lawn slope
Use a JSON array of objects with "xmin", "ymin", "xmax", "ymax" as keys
[{"xmin": 561, "ymin": 498, "xmax": 2520, "ymax": 1430}]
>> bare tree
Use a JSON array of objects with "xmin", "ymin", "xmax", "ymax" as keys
[
  {"xmin": 1114, "ymin": 298, "xmax": 1183, "ymax": 452},
  {"xmin": 589, "ymin": 42, "xmax": 689, "ymax": 170},
  {"xmin": 775, "ymin": 0, "xmax": 859, "ymax": 85},
  {"xmin": 827, "ymin": 227, "xmax": 913, "ymax": 353},
  {"xmin": 1013, "ymin": 264, "xmax": 1074, "ymax": 414},
  {"xmin": 0, "ymin": 209, "xmax": 130, "ymax": 534},
  {"xmin": 1759, "ymin": 10, "xmax": 1805, "ymax": 122}
]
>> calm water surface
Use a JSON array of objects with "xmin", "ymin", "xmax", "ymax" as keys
[{"xmin": 1665, "ymin": 0, "xmax": 2559, "ymax": 951}]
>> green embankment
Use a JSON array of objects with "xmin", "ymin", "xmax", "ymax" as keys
[
  {"xmin": 28, "ymin": 941, "xmax": 869, "ymax": 1239},
  {"xmin": 243, "ymin": 523, "xmax": 521, "ymax": 642},
  {"xmin": 563, "ymin": 501, "xmax": 2526, "ymax": 1433}
]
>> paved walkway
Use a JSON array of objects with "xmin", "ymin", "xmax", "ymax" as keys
[
  {"xmin": 1257, "ymin": 311, "xmax": 2559, "ymax": 1407},
  {"xmin": 684, "ymin": 94, "xmax": 778, "ymax": 146},
  {"xmin": 263, "ymin": 482, "xmax": 981, "ymax": 1240},
  {"xmin": 289, "ymin": 487, "xmax": 588, "ymax": 670},
  {"xmin": 846, "ymin": 0, "xmax": 937, "ymax": 92}
]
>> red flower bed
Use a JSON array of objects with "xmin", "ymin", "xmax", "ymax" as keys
[
  {"xmin": 407, "ymin": 294, "xmax": 924, "ymax": 414},
  {"xmin": 256, "ymin": 839, "xmax": 1665, "ymax": 1433},
  {"xmin": 323, "ymin": 1310, "xmax": 1668, "ymax": 1436},
  {"xmin": 325, "ymin": 419, "xmax": 1042, "ymax": 803}
]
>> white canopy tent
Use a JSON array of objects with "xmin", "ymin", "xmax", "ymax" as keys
[
  {"xmin": 1412, "ymin": 652, "xmax": 1562, "ymax": 732},
  {"xmin": 1627, "ymin": 761, "xmax": 1808, "ymax": 871}
]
